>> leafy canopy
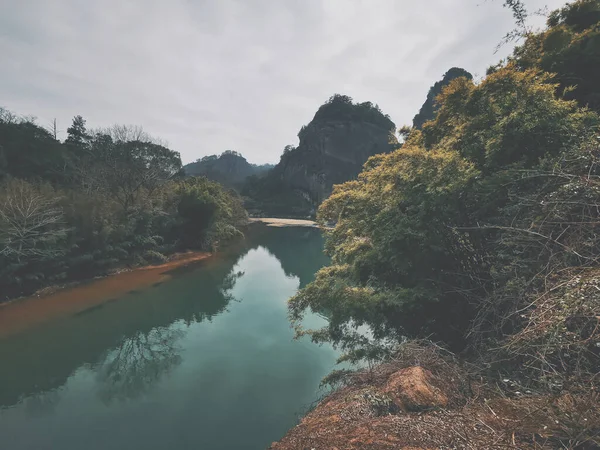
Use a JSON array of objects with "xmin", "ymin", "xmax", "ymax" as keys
[{"xmin": 290, "ymin": 57, "xmax": 599, "ymax": 363}]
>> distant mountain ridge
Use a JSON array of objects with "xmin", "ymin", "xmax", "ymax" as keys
[{"xmin": 183, "ymin": 151, "xmax": 273, "ymax": 187}]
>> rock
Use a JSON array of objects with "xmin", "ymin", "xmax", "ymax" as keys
[
  {"xmin": 383, "ymin": 366, "xmax": 448, "ymax": 412},
  {"xmin": 269, "ymin": 365, "xmax": 454, "ymax": 449},
  {"xmin": 244, "ymin": 95, "xmax": 397, "ymax": 216},
  {"xmin": 267, "ymin": 95, "xmax": 397, "ymax": 207}
]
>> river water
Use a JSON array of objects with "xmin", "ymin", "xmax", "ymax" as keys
[{"xmin": 0, "ymin": 225, "xmax": 337, "ymax": 450}]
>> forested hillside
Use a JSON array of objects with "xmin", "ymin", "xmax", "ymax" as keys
[
  {"xmin": 283, "ymin": 1, "xmax": 600, "ymax": 447},
  {"xmin": 183, "ymin": 150, "xmax": 273, "ymax": 187},
  {"xmin": 0, "ymin": 114, "xmax": 246, "ymax": 301}
]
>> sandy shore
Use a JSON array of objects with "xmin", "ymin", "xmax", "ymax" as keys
[
  {"xmin": 249, "ymin": 217, "xmax": 318, "ymax": 228},
  {"xmin": 0, "ymin": 251, "xmax": 211, "ymax": 338}
]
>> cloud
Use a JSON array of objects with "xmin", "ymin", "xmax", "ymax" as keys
[{"xmin": 0, "ymin": 0, "xmax": 567, "ymax": 164}]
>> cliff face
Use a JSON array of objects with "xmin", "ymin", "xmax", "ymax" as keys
[
  {"xmin": 240, "ymin": 95, "xmax": 397, "ymax": 217},
  {"xmin": 273, "ymin": 95, "xmax": 398, "ymax": 205},
  {"xmin": 184, "ymin": 151, "xmax": 273, "ymax": 187}
]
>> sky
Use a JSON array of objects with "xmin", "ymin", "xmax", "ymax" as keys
[{"xmin": 0, "ymin": 0, "xmax": 567, "ymax": 164}]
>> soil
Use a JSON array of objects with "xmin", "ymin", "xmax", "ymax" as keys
[
  {"xmin": 269, "ymin": 359, "xmax": 600, "ymax": 449},
  {"xmin": 0, "ymin": 251, "xmax": 211, "ymax": 338}
]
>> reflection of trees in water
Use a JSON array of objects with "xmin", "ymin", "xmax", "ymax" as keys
[
  {"xmin": 21, "ymin": 389, "xmax": 61, "ymax": 417},
  {"xmin": 245, "ymin": 226, "xmax": 329, "ymax": 288},
  {"xmin": 220, "ymin": 270, "xmax": 244, "ymax": 305},
  {"xmin": 0, "ymin": 227, "xmax": 326, "ymax": 409},
  {"xmin": 95, "ymin": 326, "xmax": 184, "ymax": 403},
  {"xmin": 222, "ymin": 270, "xmax": 244, "ymax": 298},
  {"xmin": 94, "ymin": 269, "xmax": 245, "ymax": 403},
  {"xmin": 181, "ymin": 269, "xmax": 244, "ymax": 325}
]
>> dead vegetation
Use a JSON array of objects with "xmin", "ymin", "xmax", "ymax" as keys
[
  {"xmin": 500, "ymin": 270, "xmax": 600, "ymax": 393},
  {"xmin": 270, "ymin": 340, "xmax": 600, "ymax": 450}
]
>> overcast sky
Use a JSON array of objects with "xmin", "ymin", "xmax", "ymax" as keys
[{"xmin": 1, "ymin": 0, "xmax": 566, "ymax": 164}]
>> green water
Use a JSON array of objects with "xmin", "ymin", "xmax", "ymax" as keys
[{"xmin": 0, "ymin": 226, "xmax": 336, "ymax": 450}]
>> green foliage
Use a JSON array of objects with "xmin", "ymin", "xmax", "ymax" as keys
[
  {"xmin": 176, "ymin": 177, "xmax": 246, "ymax": 249},
  {"xmin": 290, "ymin": 15, "xmax": 600, "ymax": 388},
  {"xmin": 65, "ymin": 115, "xmax": 89, "ymax": 148},
  {"xmin": 510, "ymin": 0, "xmax": 600, "ymax": 111},
  {"xmin": 290, "ymin": 147, "xmax": 480, "ymax": 347},
  {"xmin": 0, "ymin": 111, "xmax": 247, "ymax": 300},
  {"xmin": 302, "ymin": 94, "xmax": 395, "ymax": 139},
  {"xmin": 420, "ymin": 68, "xmax": 598, "ymax": 171},
  {"xmin": 75, "ymin": 134, "xmax": 183, "ymax": 211},
  {"xmin": 412, "ymin": 67, "xmax": 473, "ymax": 129},
  {"xmin": 0, "ymin": 113, "xmax": 68, "ymax": 183},
  {"xmin": 241, "ymin": 172, "xmax": 314, "ymax": 218}
]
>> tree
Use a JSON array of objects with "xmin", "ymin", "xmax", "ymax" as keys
[
  {"xmin": 175, "ymin": 177, "xmax": 246, "ymax": 248},
  {"xmin": 412, "ymin": 67, "xmax": 473, "ymax": 129},
  {"xmin": 0, "ymin": 107, "xmax": 245, "ymax": 300},
  {"xmin": 496, "ymin": 0, "xmax": 531, "ymax": 51},
  {"xmin": 419, "ymin": 68, "xmax": 597, "ymax": 171},
  {"xmin": 0, "ymin": 179, "xmax": 67, "ymax": 262},
  {"xmin": 84, "ymin": 137, "xmax": 182, "ymax": 211},
  {"xmin": 65, "ymin": 115, "xmax": 88, "ymax": 147},
  {"xmin": 0, "ymin": 107, "xmax": 19, "ymax": 124},
  {"xmin": 93, "ymin": 124, "xmax": 165, "ymax": 146},
  {"xmin": 48, "ymin": 118, "xmax": 59, "ymax": 140},
  {"xmin": 290, "ymin": 63, "xmax": 600, "ymax": 362},
  {"xmin": 282, "ymin": 144, "xmax": 296, "ymax": 155},
  {"xmin": 509, "ymin": 0, "xmax": 600, "ymax": 111},
  {"xmin": 0, "ymin": 115, "xmax": 67, "ymax": 182},
  {"xmin": 290, "ymin": 146, "xmax": 480, "ymax": 350}
]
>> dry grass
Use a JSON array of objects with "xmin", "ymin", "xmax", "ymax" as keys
[
  {"xmin": 271, "ymin": 341, "xmax": 600, "ymax": 450},
  {"xmin": 501, "ymin": 269, "xmax": 600, "ymax": 393}
]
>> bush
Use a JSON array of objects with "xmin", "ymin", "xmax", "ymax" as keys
[
  {"xmin": 142, "ymin": 250, "xmax": 167, "ymax": 265},
  {"xmin": 290, "ymin": 26, "xmax": 600, "ymax": 400},
  {"xmin": 0, "ymin": 133, "xmax": 246, "ymax": 300}
]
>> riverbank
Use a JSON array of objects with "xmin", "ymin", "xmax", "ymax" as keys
[
  {"xmin": 270, "ymin": 342, "xmax": 600, "ymax": 449},
  {"xmin": 249, "ymin": 217, "xmax": 319, "ymax": 227},
  {"xmin": 0, "ymin": 219, "xmax": 318, "ymax": 337},
  {"xmin": 0, "ymin": 251, "xmax": 212, "ymax": 338}
]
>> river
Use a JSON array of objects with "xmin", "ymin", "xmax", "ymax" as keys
[{"xmin": 0, "ymin": 225, "xmax": 337, "ymax": 450}]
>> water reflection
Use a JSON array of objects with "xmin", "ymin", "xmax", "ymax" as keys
[
  {"xmin": 21, "ymin": 390, "xmax": 61, "ymax": 417},
  {"xmin": 96, "ymin": 327, "xmax": 185, "ymax": 403},
  {"xmin": 0, "ymin": 225, "xmax": 328, "ymax": 411},
  {"xmin": 246, "ymin": 226, "xmax": 329, "ymax": 288}
]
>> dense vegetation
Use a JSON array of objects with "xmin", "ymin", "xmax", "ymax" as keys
[
  {"xmin": 297, "ymin": 94, "xmax": 395, "ymax": 141},
  {"xmin": 412, "ymin": 67, "xmax": 473, "ymax": 129},
  {"xmin": 183, "ymin": 150, "xmax": 273, "ymax": 187},
  {"xmin": 290, "ymin": 0, "xmax": 600, "ymax": 402},
  {"xmin": 0, "ymin": 113, "xmax": 246, "ymax": 301},
  {"xmin": 242, "ymin": 167, "xmax": 314, "ymax": 218},
  {"xmin": 509, "ymin": 0, "xmax": 600, "ymax": 110}
]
